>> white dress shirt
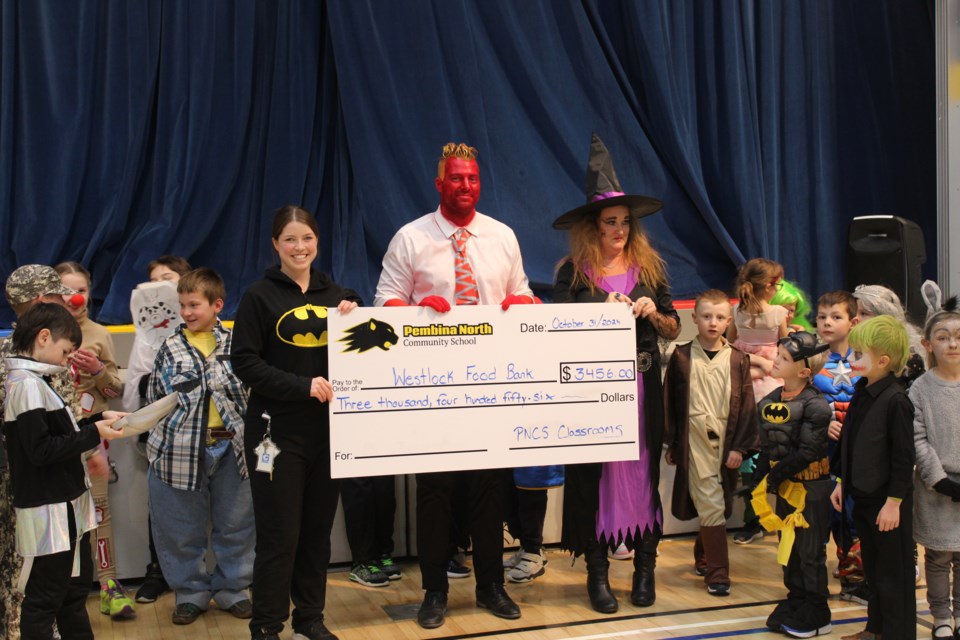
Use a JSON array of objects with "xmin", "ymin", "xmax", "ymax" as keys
[{"xmin": 374, "ymin": 208, "xmax": 533, "ymax": 306}]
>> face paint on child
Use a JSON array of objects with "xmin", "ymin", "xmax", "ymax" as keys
[
  {"xmin": 849, "ymin": 348, "xmax": 888, "ymax": 384},
  {"xmin": 925, "ymin": 317, "xmax": 960, "ymax": 368}
]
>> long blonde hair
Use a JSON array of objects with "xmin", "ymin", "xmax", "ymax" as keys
[{"xmin": 561, "ymin": 212, "xmax": 667, "ymax": 292}]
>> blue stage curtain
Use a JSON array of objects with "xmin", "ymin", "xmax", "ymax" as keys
[{"xmin": 0, "ymin": 1, "xmax": 934, "ymax": 324}]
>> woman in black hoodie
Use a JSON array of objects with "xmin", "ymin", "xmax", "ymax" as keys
[{"xmin": 231, "ymin": 205, "xmax": 361, "ymax": 640}]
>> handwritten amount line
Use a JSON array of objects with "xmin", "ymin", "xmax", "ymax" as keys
[
  {"xmin": 509, "ymin": 440, "xmax": 636, "ymax": 450},
  {"xmin": 363, "ymin": 379, "xmax": 557, "ymax": 391},
  {"xmin": 355, "ymin": 449, "xmax": 486, "ymax": 460},
  {"xmin": 332, "ymin": 399, "xmax": 598, "ymax": 415}
]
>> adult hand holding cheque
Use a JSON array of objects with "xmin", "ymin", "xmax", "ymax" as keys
[{"xmin": 327, "ymin": 302, "xmax": 640, "ymax": 477}]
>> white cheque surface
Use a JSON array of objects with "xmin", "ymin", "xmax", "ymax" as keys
[{"xmin": 327, "ymin": 303, "xmax": 640, "ymax": 478}]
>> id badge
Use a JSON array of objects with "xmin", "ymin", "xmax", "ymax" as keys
[{"xmin": 255, "ymin": 437, "xmax": 281, "ymax": 478}]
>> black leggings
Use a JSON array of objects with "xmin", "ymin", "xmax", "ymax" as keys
[{"xmin": 246, "ymin": 423, "xmax": 339, "ymax": 635}]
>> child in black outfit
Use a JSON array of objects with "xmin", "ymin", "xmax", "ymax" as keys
[
  {"xmin": 1, "ymin": 303, "xmax": 125, "ymax": 639},
  {"xmin": 831, "ymin": 315, "xmax": 915, "ymax": 640},
  {"xmin": 754, "ymin": 331, "xmax": 832, "ymax": 638}
]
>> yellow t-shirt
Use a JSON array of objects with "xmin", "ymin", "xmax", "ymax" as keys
[{"xmin": 183, "ymin": 329, "xmax": 223, "ymax": 429}]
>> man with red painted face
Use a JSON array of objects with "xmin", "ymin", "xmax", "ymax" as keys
[{"xmin": 375, "ymin": 142, "xmax": 534, "ymax": 629}]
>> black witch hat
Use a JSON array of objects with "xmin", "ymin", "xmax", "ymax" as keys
[{"xmin": 552, "ymin": 133, "xmax": 663, "ymax": 230}]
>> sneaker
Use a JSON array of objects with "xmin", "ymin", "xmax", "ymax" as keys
[
  {"xmin": 706, "ymin": 582, "xmax": 730, "ymax": 596},
  {"xmin": 733, "ymin": 523, "xmax": 764, "ymax": 545},
  {"xmin": 446, "ymin": 557, "xmax": 471, "ymax": 578},
  {"xmin": 503, "ymin": 547, "xmax": 524, "ymax": 569},
  {"xmin": 135, "ymin": 562, "xmax": 168, "ymax": 603},
  {"xmin": 694, "ymin": 565, "xmax": 707, "ymax": 577},
  {"xmin": 609, "ymin": 542, "xmax": 634, "ymax": 560},
  {"xmin": 782, "ymin": 622, "xmax": 832, "ymax": 638},
  {"xmin": 100, "ymin": 579, "xmax": 136, "ymax": 620},
  {"xmin": 507, "ymin": 549, "xmax": 546, "ymax": 583},
  {"xmin": 766, "ymin": 599, "xmax": 799, "ymax": 631},
  {"xmin": 379, "ymin": 554, "xmax": 401, "ymax": 580},
  {"xmin": 349, "ymin": 562, "xmax": 389, "ymax": 587},
  {"xmin": 504, "ymin": 547, "xmax": 548, "ymax": 569},
  {"xmin": 292, "ymin": 617, "xmax": 339, "ymax": 640},
  {"xmin": 839, "ymin": 581, "xmax": 871, "ymax": 606},
  {"xmin": 932, "ymin": 621, "xmax": 953, "ymax": 638},
  {"xmin": 171, "ymin": 602, "xmax": 203, "ymax": 625}
]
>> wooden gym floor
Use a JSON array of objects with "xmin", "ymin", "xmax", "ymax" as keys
[{"xmin": 88, "ymin": 533, "xmax": 931, "ymax": 639}]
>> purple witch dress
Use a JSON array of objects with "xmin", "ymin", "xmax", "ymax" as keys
[
  {"xmin": 594, "ymin": 270, "xmax": 661, "ymax": 543},
  {"xmin": 555, "ymin": 260, "xmax": 674, "ymax": 555}
]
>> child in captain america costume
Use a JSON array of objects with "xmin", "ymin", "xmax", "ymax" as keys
[
  {"xmin": 812, "ymin": 350, "xmax": 857, "ymax": 438},
  {"xmin": 812, "ymin": 290, "xmax": 864, "ymax": 600}
]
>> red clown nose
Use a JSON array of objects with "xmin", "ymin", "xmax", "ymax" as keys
[{"xmin": 68, "ymin": 294, "xmax": 86, "ymax": 308}]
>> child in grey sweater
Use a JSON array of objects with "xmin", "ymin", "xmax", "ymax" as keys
[{"xmin": 912, "ymin": 282, "xmax": 960, "ymax": 639}]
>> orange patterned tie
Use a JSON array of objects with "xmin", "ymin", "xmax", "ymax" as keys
[{"xmin": 453, "ymin": 228, "xmax": 479, "ymax": 305}]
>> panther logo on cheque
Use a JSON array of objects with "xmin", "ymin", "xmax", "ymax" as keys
[{"xmin": 339, "ymin": 319, "xmax": 399, "ymax": 353}]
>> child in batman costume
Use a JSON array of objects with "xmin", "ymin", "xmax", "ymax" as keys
[{"xmin": 751, "ymin": 331, "xmax": 833, "ymax": 638}]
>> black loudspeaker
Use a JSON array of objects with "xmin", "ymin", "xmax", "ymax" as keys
[{"xmin": 845, "ymin": 215, "xmax": 926, "ymax": 323}]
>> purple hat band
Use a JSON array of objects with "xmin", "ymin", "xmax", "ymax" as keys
[{"xmin": 590, "ymin": 191, "xmax": 625, "ymax": 202}]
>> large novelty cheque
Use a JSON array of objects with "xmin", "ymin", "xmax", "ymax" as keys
[{"xmin": 328, "ymin": 303, "xmax": 640, "ymax": 478}]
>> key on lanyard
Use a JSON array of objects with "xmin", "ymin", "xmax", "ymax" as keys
[{"xmin": 254, "ymin": 411, "xmax": 281, "ymax": 480}]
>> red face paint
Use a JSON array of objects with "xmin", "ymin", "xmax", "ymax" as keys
[{"xmin": 436, "ymin": 157, "xmax": 480, "ymax": 225}]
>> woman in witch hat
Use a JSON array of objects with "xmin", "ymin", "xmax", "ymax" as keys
[{"xmin": 553, "ymin": 134, "xmax": 679, "ymax": 613}]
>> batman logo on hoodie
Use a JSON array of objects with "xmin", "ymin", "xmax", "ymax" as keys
[
  {"xmin": 276, "ymin": 304, "xmax": 328, "ymax": 347},
  {"xmin": 761, "ymin": 402, "xmax": 791, "ymax": 425}
]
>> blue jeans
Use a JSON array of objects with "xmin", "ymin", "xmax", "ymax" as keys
[{"xmin": 149, "ymin": 440, "xmax": 255, "ymax": 610}]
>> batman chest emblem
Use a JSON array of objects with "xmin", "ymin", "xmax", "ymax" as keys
[
  {"xmin": 276, "ymin": 304, "xmax": 329, "ymax": 347},
  {"xmin": 761, "ymin": 402, "xmax": 791, "ymax": 425}
]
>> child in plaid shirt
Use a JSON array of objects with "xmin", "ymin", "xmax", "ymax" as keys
[{"xmin": 147, "ymin": 268, "xmax": 254, "ymax": 626}]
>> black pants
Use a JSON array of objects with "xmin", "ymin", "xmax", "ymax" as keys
[
  {"xmin": 779, "ymin": 478, "xmax": 831, "ymax": 614},
  {"xmin": 21, "ymin": 529, "xmax": 93, "ymax": 640},
  {"xmin": 341, "ymin": 475, "xmax": 396, "ymax": 563},
  {"xmin": 417, "ymin": 469, "xmax": 503, "ymax": 592},
  {"xmin": 448, "ymin": 474, "xmax": 471, "ymax": 557},
  {"xmin": 502, "ymin": 470, "xmax": 547, "ymax": 551},
  {"xmin": 246, "ymin": 423, "xmax": 340, "ymax": 635},
  {"xmin": 852, "ymin": 495, "xmax": 916, "ymax": 640}
]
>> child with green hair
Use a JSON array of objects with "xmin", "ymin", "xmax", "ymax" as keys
[
  {"xmin": 830, "ymin": 315, "xmax": 915, "ymax": 640},
  {"xmin": 771, "ymin": 280, "xmax": 814, "ymax": 333}
]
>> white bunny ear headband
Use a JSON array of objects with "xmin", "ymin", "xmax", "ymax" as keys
[{"xmin": 921, "ymin": 280, "xmax": 958, "ymax": 324}]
